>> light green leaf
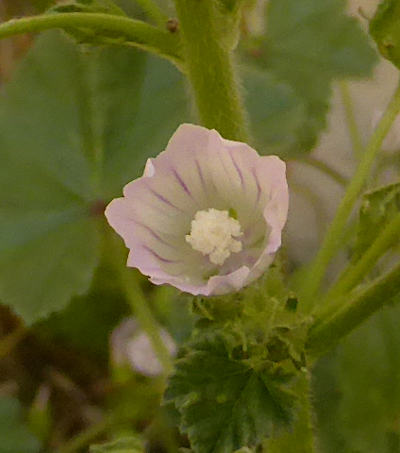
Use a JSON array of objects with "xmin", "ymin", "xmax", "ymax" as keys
[
  {"xmin": 370, "ymin": 0, "xmax": 400, "ymax": 69},
  {"xmin": 90, "ymin": 436, "xmax": 144, "ymax": 452},
  {"xmin": 353, "ymin": 182, "xmax": 400, "ymax": 260},
  {"xmin": 165, "ymin": 328, "xmax": 298, "ymax": 453},
  {"xmin": 0, "ymin": 396, "xmax": 41, "ymax": 453},
  {"xmin": 245, "ymin": 0, "xmax": 377, "ymax": 156},
  {"xmin": 0, "ymin": 31, "xmax": 189, "ymax": 323}
]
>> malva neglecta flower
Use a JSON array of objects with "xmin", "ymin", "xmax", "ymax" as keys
[
  {"xmin": 105, "ymin": 124, "xmax": 288, "ymax": 296},
  {"xmin": 111, "ymin": 318, "xmax": 176, "ymax": 376}
]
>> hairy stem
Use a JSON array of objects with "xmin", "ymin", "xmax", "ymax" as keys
[
  {"xmin": 307, "ymin": 261, "xmax": 400, "ymax": 357},
  {"xmin": 173, "ymin": 0, "xmax": 249, "ymax": 141},
  {"xmin": 300, "ymin": 79, "xmax": 400, "ymax": 310},
  {"xmin": 0, "ymin": 13, "xmax": 182, "ymax": 65}
]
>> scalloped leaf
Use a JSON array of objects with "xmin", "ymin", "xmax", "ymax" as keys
[
  {"xmin": 165, "ymin": 329, "xmax": 298, "ymax": 453},
  {"xmin": 245, "ymin": 0, "xmax": 377, "ymax": 156}
]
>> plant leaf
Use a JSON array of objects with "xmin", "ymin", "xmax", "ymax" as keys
[
  {"xmin": 335, "ymin": 304, "xmax": 400, "ymax": 452},
  {"xmin": 353, "ymin": 182, "xmax": 400, "ymax": 260},
  {"xmin": 165, "ymin": 330, "xmax": 296, "ymax": 453},
  {"xmin": 0, "ymin": 31, "xmax": 189, "ymax": 323},
  {"xmin": 0, "ymin": 396, "xmax": 41, "ymax": 453},
  {"xmin": 90, "ymin": 436, "xmax": 144, "ymax": 452},
  {"xmin": 244, "ymin": 0, "xmax": 377, "ymax": 156},
  {"xmin": 370, "ymin": 0, "xmax": 400, "ymax": 69},
  {"xmin": 244, "ymin": 67, "xmax": 306, "ymax": 157}
]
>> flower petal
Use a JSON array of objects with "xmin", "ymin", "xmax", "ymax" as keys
[{"xmin": 105, "ymin": 124, "xmax": 289, "ymax": 296}]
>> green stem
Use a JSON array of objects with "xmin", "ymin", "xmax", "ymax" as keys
[
  {"xmin": 173, "ymin": 0, "xmax": 249, "ymax": 141},
  {"xmin": 300, "ymin": 156, "xmax": 348, "ymax": 187},
  {"xmin": 307, "ymin": 261, "xmax": 400, "ymax": 357},
  {"xmin": 322, "ymin": 212, "xmax": 400, "ymax": 308},
  {"xmin": 0, "ymin": 13, "xmax": 182, "ymax": 65},
  {"xmin": 111, "ymin": 234, "xmax": 173, "ymax": 376},
  {"xmin": 339, "ymin": 81, "xmax": 363, "ymax": 159},
  {"xmin": 299, "ymin": 79, "xmax": 400, "ymax": 310}
]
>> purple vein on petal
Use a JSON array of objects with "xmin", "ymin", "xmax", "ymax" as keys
[
  {"xmin": 171, "ymin": 167, "xmax": 195, "ymax": 200},
  {"xmin": 146, "ymin": 184, "xmax": 185, "ymax": 212},
  {"xmin": 195, "ymin": 159, "xmax": 207, "ymax": 193},
  {"xmin": 142, "ymin": 245, "xmax": 181, "ymax": 264},
  {"xmin": 252, "ymin": 167, "xmax": 262, "ymax": 204},
  {"xmin": 229, "ymin": 150, "xmax": 245, "ymax": 188},
  {"xmin": 132, "ymin": 219, "xmax": 176, "ymax": 248}
]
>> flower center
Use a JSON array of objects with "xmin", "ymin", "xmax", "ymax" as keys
[{"xmin": 185, "ymin": 208, "xmax": 243, "ymax": 265}]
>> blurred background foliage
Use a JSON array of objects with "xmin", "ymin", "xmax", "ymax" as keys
[{"xmin": 0, "ymin": 0, "xmax": 399, "ymax": 451}]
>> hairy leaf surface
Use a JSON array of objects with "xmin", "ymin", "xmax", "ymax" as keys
[{"xmin": 165, "ymin": 330, "xmax": 296, "ymax": 453}]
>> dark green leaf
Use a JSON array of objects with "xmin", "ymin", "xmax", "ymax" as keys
[
  {"xmin": 165, "ymin": 330, "xmax": 296, "ymax": 453},
  {"xmin": 353, "ymin": 182, "xmax": 400, "ymax": 260},
  {"xmin": 370, "ymin": 0, "xmax": 400, "ymax": 69},
  {"xmin": 90, "ymin": 436, "xmax": 144, "ymax": 452},
  {"xmin": 244, "ymin": 0, "xmax": 377, "ymax": 156},
  {"xmin": 0, "ymin": 396, "xmax": 41, "ymax": 453},
  {"xmin": 0, "ymin": 31, "xmax": 189, "ymax": 323}
]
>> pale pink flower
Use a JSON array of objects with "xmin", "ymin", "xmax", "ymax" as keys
[
  {"xmin": 105, "ymin": 124, "xmax": 288, "ymax": 296},
  {"xmin": 111, "ymin": 318, "xmax": 176, "ymax": 377}
]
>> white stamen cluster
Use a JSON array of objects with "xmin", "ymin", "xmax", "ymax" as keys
[{"xmin": 186, "ymin": 208, "xmax": 243, "ymax": 265}]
